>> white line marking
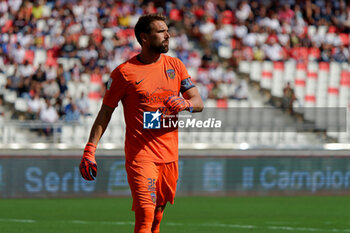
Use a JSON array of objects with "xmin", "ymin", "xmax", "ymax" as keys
[
  {"xmin": 265, "ymin": 221, "xmax": 300, "ymax": 225},
  {"xmin": 178, "ymin": 223, "xmax": 350, "ymax": 232},
  {"xmin": 70, "ymin": 220, "xmax": 89, "ymax": 224},
  {"xmin": 268, "ymin": 226, "xmax": 318, "ymax": 231},
  {"xmin": 0, "ymin": 218, "xmax": 36, "ymax": 223},
  {"xmin": 100, "ymin": 221, "xmax": 134, "ymax": 225},
  {"xmin": 65, "ymin": 220, "xmax": 134, "ymax": 225},
  {"xmin": 164, "ymin": 222, "xmax": 183, "ymax": 226},
  {"xmin": 1, "ymin": 218, "xmax": 350, "ymax": 232},
  {"xmin": 202, "ymin": 223, "xmax": 256, "ymax": 229}
]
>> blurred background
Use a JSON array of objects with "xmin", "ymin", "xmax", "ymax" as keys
[{"xmin": 0, "ymin": 0, "xmax": 350, "ymax": 199}]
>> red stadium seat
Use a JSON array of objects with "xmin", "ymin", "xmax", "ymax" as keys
[
  {"xmin": 339, "ymin": 33, "xmax": 350, "ymax": 46},
  {"xmin": 24, "ymin": 50, "xmax": 34, "ymax": 64},
  {"xmin": 45, "ymin": 50, "xmax": 58, "ymax": 67}
]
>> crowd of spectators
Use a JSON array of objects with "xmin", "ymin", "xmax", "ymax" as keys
[
  {"xmin": 1, "ymin": 0, "xmax": 349, "ymax": 124},
  {"xmin": 220, "ymin": 0, "xmax": 350, "ymax": 66}
]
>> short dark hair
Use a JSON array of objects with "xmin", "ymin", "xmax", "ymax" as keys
[{"xmin": 134, "ymin": 14, "xmax": 167, "ymax": 45}]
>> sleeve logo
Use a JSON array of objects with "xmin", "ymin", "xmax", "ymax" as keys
[{"xmin": 107, "ymin": 78, "xmax": 113, "ymax": 90}]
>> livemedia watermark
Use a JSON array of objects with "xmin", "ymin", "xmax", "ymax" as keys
[
  {"xmin": 143, "ymin": 107, "xmax": 347, "ymax": 132},
  {"xmin": 143, "ymin": 110, "xmax": 222, "ymax": 130}
]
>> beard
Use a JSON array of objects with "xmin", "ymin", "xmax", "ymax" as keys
[{"xmin": 150, "ymin": 40, "xmax": 169, "ymax": 53}]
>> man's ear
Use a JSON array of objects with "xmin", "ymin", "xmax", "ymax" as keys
[{"xmin": 140, "ymin": 32, "xmax": 148, "ymax": 45}]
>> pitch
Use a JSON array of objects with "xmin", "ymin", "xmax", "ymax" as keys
[{"xmin": 0, "ymin": 196, "xmax": 349, "ymax": 233}]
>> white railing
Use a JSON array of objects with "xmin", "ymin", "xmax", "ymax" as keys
[
  {"xmin": 0, "ymin": 120, "xmax": 124, "ymax": 147},
  {"xmin": 0, "ymin": 119, "xmax": 349, "ymax": 151}
]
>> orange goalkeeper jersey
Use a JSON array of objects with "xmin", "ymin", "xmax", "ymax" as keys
[{"xmin": 103, "ymin": 54, "xmax": 192, "ymax": 163}]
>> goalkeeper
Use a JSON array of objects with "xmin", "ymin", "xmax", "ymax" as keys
[{"xmin": 79, "ymin": 14, "xmax": 203, "ymax": 233}]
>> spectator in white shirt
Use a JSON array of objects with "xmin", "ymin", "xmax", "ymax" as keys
[
  {"xmin": 39, "ymin": 98, "xmax": 59, "ymax": 136},
  {"xmin": 196, "ymin": 83, "xmax": 209, "ymax": 101},
  {"xmin": 42, "ymin": 78, "xmax": 60, "ymax": 99},
  {"xmin": 213, "ymin": 24, "xmax": 230, "ymax": 50},
  {"xmin": 243, "ymin": 23, "xmax": 259, "ymax": 47},
  {"xmin": 27, "ymin": 93, "xmax": 43, "ymax": 120},
  {"xmin": 232, "ymin": 80, "xmax": 249, "ymax": 100},
  {"xmin": 223, "ymin": 67, "xmax": 236, "ymax": 83},
  {"xmin": 174, "ymin": 29, "xmax": 191, "ymax": 50},
  {"xmin": 76, "ymin": 92, "xmax": 90, "ymax": 116},
  {"xmin": 19, "ymin": 61, "xmax": 34, "ymax": 78},
  {"xmin": 82, "ymin": 44, "xmax": 99, "ymax": 61},
  {"xmin": 263, "ymin": 37, "xmax": 283, "ymax": 61},
  {"xmin": 12, "ymin": 43, "xmax": 25, "ymax": 64},
  {"xmin": 199, "ymin": 16, "xmax": 216, "ymax": 43},
  {"xmin": 18, "ymin": 30, "xmax": 33, "ymax": 48},
  {"xmin": 234, "ymin": 21, "xmax": 248, "ymax": 39},
  {"xmin": 45, "ymin": 66, "xmax": 57, "ymax": 81},
  {"xmin": 0, "ymin": 0, "xmax": 8, "ymax": 13},
  {"xmin": 8, "ymin": 0, "xmax": 22, "ymax": 12},
  {"xmin": 236, "ymin": 0, "xmax": 251, "ymax": 22},
  {"xmin": 268, "ymin": 13, "xmax": 281, "ymax": 32},
  {"xmin": 187, "ymin": 52, "xmax": 201, "ymax": 68},
  {"xmin": 209, "ymin": 61, "xmax": 225, "ymax": 82},
  {"xmin": 278, "ymin": 30, "xmax": 290, "ymax": 46},
  {"xmin": 72, "ymin": 0, "xmax": 85, "ymax": 22}
]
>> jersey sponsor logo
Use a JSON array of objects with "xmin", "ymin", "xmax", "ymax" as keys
[
  {"xmin": 143, "ymin": 110, "xmax": 162, "ymax": 129},
  {"xmin": 166, "ymin": 69, "xmax": 176, "ymax": 79},
  {"xmin": 139, "ymin": 88, "xmax": 177, "ymax": 105}
]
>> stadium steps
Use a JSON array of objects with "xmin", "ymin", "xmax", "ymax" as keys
[{"xmin": 244, "ymin": 74, "xmax": 328, "ymax": 145}]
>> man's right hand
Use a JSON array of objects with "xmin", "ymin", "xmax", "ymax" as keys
[
  {"xmin": 164, "ymin": 96, "xmax": 193, "ymax": 113},
  {"xmin": 79, "ymin": 142, "xmax": 97, "ymax": 180}
]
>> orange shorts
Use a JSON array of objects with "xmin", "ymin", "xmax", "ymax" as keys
[{"xmin": 126, "ymin": 160, "xmax": 178, "ymax": 211}]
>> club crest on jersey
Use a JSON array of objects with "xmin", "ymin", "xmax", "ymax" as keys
[{"xmin": 166, "ymin": 69, "xmax": 176, "ymax": 79}]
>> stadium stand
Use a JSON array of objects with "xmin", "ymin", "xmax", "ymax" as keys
[{"xmin": 0, "ymin": 0, "xmax": 349, "ymax": 147}]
